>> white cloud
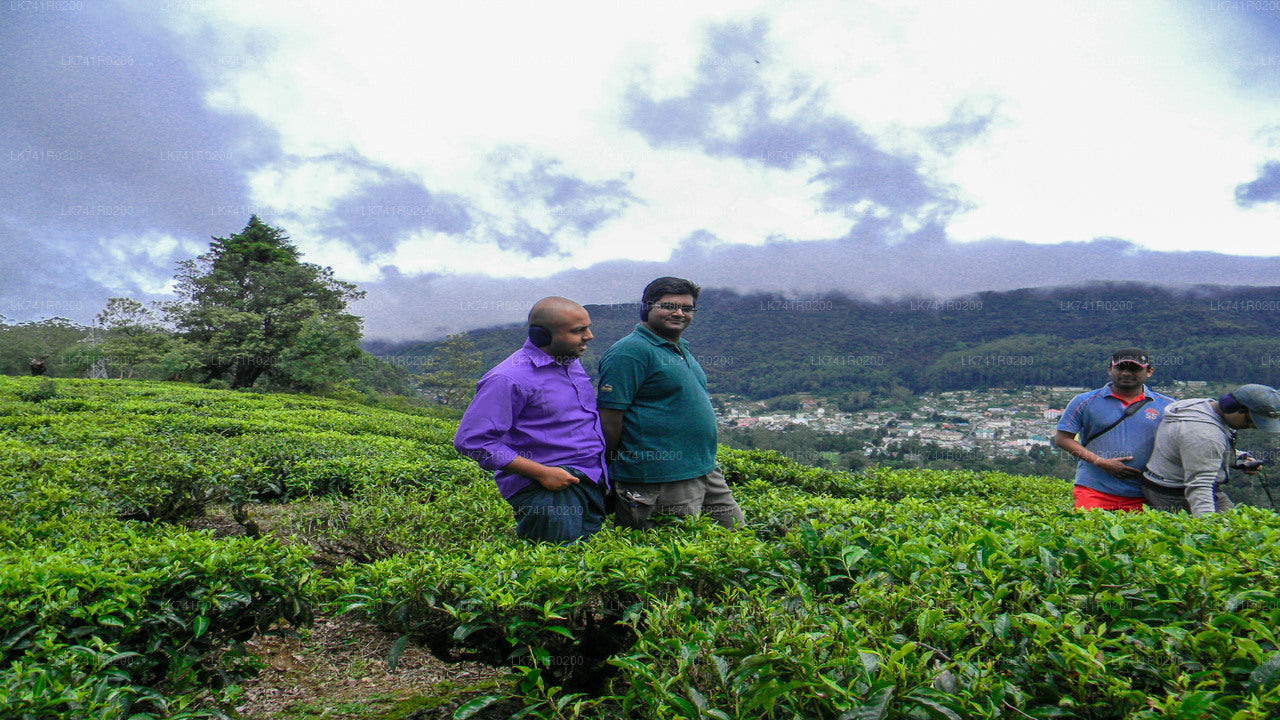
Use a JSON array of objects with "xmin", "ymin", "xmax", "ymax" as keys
[
  {"xmin": 88, "ymin": 232, "xmax": 182, "ymax": 295},
  {"xmin": 383, "ymin": 230, "xmax": 564, "ymax": 277},
  {"xmin": 153, "ymin": 0, "xmax": 1280, "ymax": 274},
  {"xmin": 246, "ymin": 159, "xmax": 378, "ymax": 217},
  {"xmin": 299, "ymin": 232, "xmax": 384, "ymax": 284}
]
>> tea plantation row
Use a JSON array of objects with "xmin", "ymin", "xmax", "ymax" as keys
[{"xmin": 2, "ymin": 376, "xmax": 1279, "ymax": 719}]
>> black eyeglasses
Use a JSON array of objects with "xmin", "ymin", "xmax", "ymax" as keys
[{"xmin": 653, "ymin": 302, "xmax": 697, "ymax": 314}]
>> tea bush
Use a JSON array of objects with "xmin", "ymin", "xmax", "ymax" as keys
[
  {"xmin": 0, "ymin": 522, "xmax": 314, "ymax": 718},
  {"xmin": 4, "ymin": 376, "xmax": 1280, "ymax": 719},
  {"xmin": 0, "ymin": 377, "xmax": 472, "ymax": 521},
  {"xmin": 720, "ymin": 446, "xmax": 1068, "ymax": 508},
  {"xmin": 351, "ymin": 496, "xmax": 1280, "ymax": 718},
  {"xmin": 339, "ymin": 520, "xmax": 785, "ymax": 692},
  {"xmin": 292, "ymin": 479, "xmax": 509, "ymax": 563}
]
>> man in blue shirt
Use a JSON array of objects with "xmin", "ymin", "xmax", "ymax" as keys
[
  {"xmin": 1054, "ymin": 348, "xmax": 1173, "ymax": 510},
  {"xmin": 597, "ymin": 277, "xmax": 743, "ymax": 530}
]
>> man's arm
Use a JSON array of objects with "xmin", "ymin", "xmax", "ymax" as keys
[
  {"xmin": 453, "ymin": 373, "xmax": 579, "ymax": 492},
  {"xmin": 600, "ymin": 407, "xmax": 625, "ymax": 463},
  {"xmin": 597, "ymin": 346, "xmax": 645, "ymax": 464},
  {"xmin": 1053, "ymin": 430, "xmax": 1138, "ymax": 479}
]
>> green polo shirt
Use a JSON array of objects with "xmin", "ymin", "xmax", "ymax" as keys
[{"xmin": 597, "ymin": 323, "xmax": 718, "ymax": 483}]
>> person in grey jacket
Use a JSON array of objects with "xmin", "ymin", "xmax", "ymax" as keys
[{"xmin": 1142, "ymin": 384, "xmax": 1280, "ymax": 516}]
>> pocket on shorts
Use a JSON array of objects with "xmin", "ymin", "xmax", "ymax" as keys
[{"xmin": 618, "ymin": 485, "xmax": 659, "ymax": 509}]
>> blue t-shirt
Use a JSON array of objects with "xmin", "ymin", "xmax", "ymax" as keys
[{"xmin": 1056, "ymin": 383, "xmax": 1173, "ymax": 497}]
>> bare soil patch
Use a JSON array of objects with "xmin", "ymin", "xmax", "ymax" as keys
[
  {"xmin": 186, "ymin": 505, "xmax": 507, "ymax": 719},
  {"xmin": 226, "ymin": 613, "xmax": 504, "ymax": 720}
]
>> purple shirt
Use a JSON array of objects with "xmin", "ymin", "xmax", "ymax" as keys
[{"xmin": 453, "ymin": 340, "xmax": 608, "ymax": 499}]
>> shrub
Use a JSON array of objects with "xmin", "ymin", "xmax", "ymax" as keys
[
  {"xmin": 17, "ymin": 378, "xmax": 59, "ymax": 403},
  {"xmin": 339, "ymin": 521, "xmax": 785, "ymax": 692},
  {"xmin": 4, "ymin": 377, "xmax": 1280, "ymax": 719},
  {"xmin": 0, "ymin": 523, "xmax": 315, "ymax": 717}
]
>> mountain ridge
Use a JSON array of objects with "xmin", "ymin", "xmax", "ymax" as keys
[{"xmin": 370, "ymin": 281, "xmax": 1280, "ymax": 399}]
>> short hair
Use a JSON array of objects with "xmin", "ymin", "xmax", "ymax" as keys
[{"xmin": 640, "ymin": 277, "xmax": 701, "ymax": 320}]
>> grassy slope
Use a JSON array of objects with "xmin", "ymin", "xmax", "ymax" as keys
[{"xmin": 3, "ymin": 377, "xmax": 1280, "ymax": 719}]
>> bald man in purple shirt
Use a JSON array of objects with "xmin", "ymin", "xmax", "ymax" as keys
[{"xmin": 453, "ymin": 297, "xmax": 608, "ymax": 543}]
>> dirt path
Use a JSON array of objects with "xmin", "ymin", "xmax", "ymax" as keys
[
  {"xmin": 227, "ymin": 613, "xmax": 504, "ymax": 720},
  {"xmin": 188, "ymin": 505, "xmax": 507, "ymax": 719}
]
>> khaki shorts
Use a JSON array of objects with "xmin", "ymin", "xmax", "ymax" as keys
[{"xmin": 614, "ymin": 467, "xmax": 745, "ymax": 530}]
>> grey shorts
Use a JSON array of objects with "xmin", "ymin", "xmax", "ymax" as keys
[
  {"xmin": 614, "ymin": 467, "xmax": 745, "ymax": 530},
  {"xmin": 1141, "ymin": 480, "xmax": 1235, "ymax": 515}
]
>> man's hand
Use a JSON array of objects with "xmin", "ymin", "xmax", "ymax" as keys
[
  {"xmin": 1055, "ymin": 431, "xmax": 1141, "ymax": 479},
  {"xmin": 534, "ymin": 465, "xmax": 580, "ymax": 491},
  {"xmin": 1234, "ymin": 452, "xmax": 1263, "ymax": 474},
  {"xmin": 503, "ymin": 456, "xmax": 581, "ymax": 491},
  {"xmin": 1094, "ymin": 456, "xmax": 1139, "ymax": 479}
]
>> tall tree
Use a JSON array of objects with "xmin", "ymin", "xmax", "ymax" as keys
[
  {"xmin": 94, "ymin": 298, "xmax": 172, "ymax": 379},
  {"xmin": 166, "ymin": 216, "xmax": 365, "ymax": 389},
  {"xmin": 418, "ymin": 333, "xmax": 483, "ymax": 408}
]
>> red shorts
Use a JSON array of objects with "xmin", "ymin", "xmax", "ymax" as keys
[{"xmin": 1073, "ymin": 485, "xmax": 1144, "ymax": 511}]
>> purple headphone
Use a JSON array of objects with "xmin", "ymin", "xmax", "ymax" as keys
[{"xmin": 1219, "ymin": 393, "xmax": 1243, "ymax": 414}]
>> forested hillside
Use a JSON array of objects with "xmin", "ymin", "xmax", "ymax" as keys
[{"xmin": 379, "ymin": 282, "xmax": 1280, "ymax": 399}]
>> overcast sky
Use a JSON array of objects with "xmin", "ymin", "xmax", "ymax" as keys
[{"xmin": 3, "ymin": 0, "xmax": 1279, "ymax": 340}]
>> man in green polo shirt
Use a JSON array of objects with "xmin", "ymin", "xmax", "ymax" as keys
[{"xmin": 597, "ymin": 276, "xmax": 744, "ymax": 530}]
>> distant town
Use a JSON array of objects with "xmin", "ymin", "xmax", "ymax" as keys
[{"xmin": 714, "ymin": 380, "xmax": 1227, "ymax": 475}]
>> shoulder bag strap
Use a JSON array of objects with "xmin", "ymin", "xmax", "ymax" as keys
[{"xmin": 1081, "ymin": 397, "xmax": 1154, "ymax": 447}]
